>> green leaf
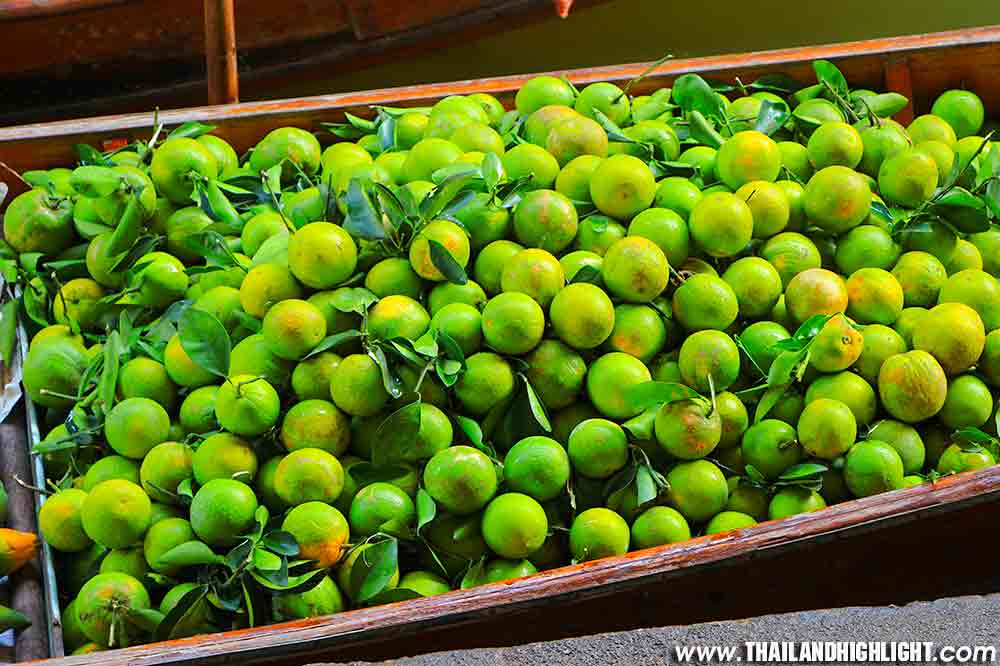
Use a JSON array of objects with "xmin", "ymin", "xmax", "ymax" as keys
[
  {"xmin": 97, "ymin": 331, "xmax": 123, "ymax": 411},
  {"xmin": 813, "ymin": 59, "xmax": 849, "ymax": 98},
  {"xmin": 249, "ymin": 233, "xmax": 289, "ymax": 268},
  {"xmin": 687, "ymin": 110, "xmax": 725, "ymax": 149},
  {"xmin": 343, "ymin": 179, "xmax": 387, "ymax": 241},
  {"xmin": 420, "ymin": 171, "xmax": 480, "ymax": 221},
  {"xmin": 481, "ymin": 152, "xmax": 504, "ymax": 191},
  {"xmin": 154, "ymin": 584, "xmax": 208, "ymax": 642},
  {"xmin": 754, "ymin": 385, "xmax": 788, "ymax": 424},
  {"xmin": 0, "ymin": 299, "xmax": 17, "ymax": 367},
  {"xmin": 672, "ymin": 73, "xmax": 726, "ymax": 121},
  {"xmin": 373, "ymin": 400, "xmax": 422, "ymax": 466},
  {"xmin": 369, "ymin": 588, "xmax": 424, "ymax": 604},
  {"xmin": 569, "ymin": 264, "xmax": 602, "ymax": 285},
  {"xmin": 624, "ymin": 381, "xmax": 701, "ymax": 412},
  {"xmin": 412, "ymin": 332, "xmax": 439, "ymax": 358},
  {"xmin": 262, "ymin": 531, "xmax": 299, "ymax": 557},
  {"xmin": 777, "ymin": 462, "xmax": 828, "ymax": 481},
  {"xmin": 377, "ymin": 115, "xmax": 396, "ymax": 152},
  {"xmin": 869, "ymin": 199, "xmax": 894, "ymax": 224},
  {"xmin": 251, "ymin": 565, "xmax": 327, "ymax": 593},
  {"xmin": 252, "ymin": 547, "xmax": 283, "ymax": 572},
  {"xmin": 455, "ymin": 415, "xmax": 486, "ymax": 449},
  {"xmin": 157, "ymin": 540, "xmax": 224, "ymax": 568},
  {"xmin": 792, "ymin": 314, "xmax": 832, "ymax": 341},
  {"xmin": 330, "ymin": 286, "xmax": 378, "ymax": 314},
  {"xmin": 745, "ymin": 464, "xmax": 767, "ymax": 485},
  {"xmin": 521, "ymin": 375, "xmax": 552, "ymax": 432},
  {"xmin": 749, "ymin": 73, "xmax": 802, "ymax": 94},
  {"xmin": 460, "ymin": 557, "xmax": 488, "ymax": 590},
  {"xmin": 349, "ymin": 462, "xmax": 414, "ymax": 488},
  {"xmin": 416, "ymin": 489, "xmax": 436, "ymax": 533},
  {"xmin": 350, "ymin": 538, "xmax": 399, "ymax": 603},
  {"xmin": 109, "ymin": 234, "xmax": 162, "ymax": 273},
  {"xmin": 635, "ymin": 465, "xmax": 657, "ymax": 506},
  {"xmin": 178, "ymin": 308, "xmax": 231, "ymax": 377},
  {"xmin": 753, "ymin": 98, "xmax": 791, "ymax": 136},
  {"xmin": 70, "ymin": 165, "xmax": 119, "ymax": 196},
  {"xmin": 427, "ymin": 239, "xmax": 469, "ymax": 285},
  {"xmin": 370, "ymin": 346, "xmax": 403, "ymax": 399},
  {"xmin": 622, "ymin": 407, "xmax": 657, "ymax": 441},
  {"xmin": 591, "ymin": 110, "xmax": 633, "ymax": 143},
  {"xmin": 169, "ymin": 121, "xmax": 217, "ymax": 139},
  {"xmin": 304, "ymin": 329, "xmax": 362, "ymax": 358},
  {"xmin": 345, "ymin": 112, "xmax": 377, "ymax": 131}
]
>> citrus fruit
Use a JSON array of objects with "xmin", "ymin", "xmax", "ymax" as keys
[
  {"xmin": 569, "ymin": 508, "xmax": 629, "ymax": 562},
  {"xmin": 140, "ymin": 441, "xmax": 194, "ymax": 504},
  {"xmin": 767, "ymin": 488, "xmax": 826, "ymax": 520},
  {"xmin": 567, "ymin": 419, "xmax": 628, "ymax": 479},
  {"xmin": 835, "ymin": 225, "xmax": 900, "ymax": 275},
  {"xmin": 3, "ymin": 189, "xmax": 75, "ymax": 254},
  {"xmin": 39, "ymin": 489, "xmax": 91, "ymax": 552},
  {"xmin": 555, "ymin": 154, "xmax": 603, "ymax": 203},
  {"xmin": 931, "ymin": 90, "xmax": 984, "ymax": 138},
  {"xmin": 104, "ymin": 397, "xmax": 170, "ymax": 460},
  {"xmin": 481, "ymin": 292, "xmax": 545, "ymax": 354},
  {"xmin": 844, "ymin": 440, "xmax": 904, "ymax": 497},
  {"xmin": 337, "ymin": 543, "xmax": 400, "ymax": 602},
  {"xmin": 586, "ymin": 352, "xmax": 651, "ymax": 420},
  {"xmin": 291, "ymin": 353, "xmax": 342, "ymax": 401},
  {"xmin": 81, "ymin": 480, "xmax": 151, "ymax": 549},
  {"xmin": 630, "ymin": 506, "xmax": 690, "ymax": 549},
  {"xmin": 190, "ymin": 433, "xmax": 255, "ymax": 487},
  {"xmin": 937, "ymin": 443, "xmax": 996, "ymax": 474},
  {"xmin": 721, "ymin": 257, "xmax": 783, "ymax": 319},
  {"xmin": 603, "ymin": 304, "xmax": 667, "ymax": 362},
  {"xmin": 515, "ymin": 76, "xmax": 576, "ymax": 115},
  {"xmin": 500, "ymin": 248, "xmax": 566, "ymax": 307},
  {"xmin": 867, "ymin": 420, "xmax": 926, "ymax": 475},
  {"xmin": 677, "ymin": 329, "xmax": 740, "ymax": 393},
  {"xmin": 715, "ymin": 130, "xmax": 782, "ymax": 190},
  {"xmin": 143, "ymin": 517, "xmax": 196, "ymax": 575},
  {"xmin": 672, "ymin": 273, "xmax": 739, "ymax": 332},
  {"xmin": 937, "ymin": 268, "xmax": 1000, "ymax": 332},
  {"xmin": 688, "ymin": 191, "xmax": 753, "ymax": 258},
  {"xmin": 627, "ymin": 208, "xmax": 689, "ymax": 267},
  {"xmin": 503, "ymin": 436, "xmax": 570, "ymax": 502},
  {"xmin": 858, "ymin": 123, "xmax": 910, "ymax": 176},
  {"xmin": 76, "ymin": 573, "xmax": 151, "ymax": 647},
  {"xmin": 261, "ymin": 299, "xmax": 327, "ymax": 360},
  {"xmin": 891, "ymin": 251, "xmax": 947, "ymax": 307},
  {"xmin": 523, "ymin": 340, "xmax": 586, "ymax": 410},
  {"xmin": 481, "ymin": 493, "xmax": 548, "ymax": 559},
  {"xmin": 784, "ymin": 268, "xmax": 848, "ymax": 324},
  {"xmin": 741, "ymin": 419, "xmax": 802, "ymax": 480},
  {"xmin": 549, "ymin": 282, "xmax": 615, "ymax": 350},
  {"xmin": 151, "ymin": 137, "xmax": 218, "ymax": 203},
  {"xmin": 229, "ymin": 333, "xmax": 295, "ymax": 391},
  {"xmin": 574, "ymin": 214, "xmax": 626, "ymax": 255},
  {"xmin": 805, "ymin": 370, "xmax": 877, "ymax": 425},
  {"xmin": 654, "ymin": 398, "xmax": 721, "ymax": 460},
  {"xmin": 666, "ymin": 460, "xmax": 728, "ymax": 523},
  {"xmin": 22, "ymin": 334, "xmax": 89, "ymax": 409},
  {"xmin": 502, "ymin": 143, "xmax": 560, "ymax": 189},
  {"xmin": 574, "ymin": 82, "xmax": 630, "ymax": 125},
  {"xmin": 654, "ymin": 176, "xmax": 703, "ymax": 220},
  {"xmin": 239, "ymin": 263, "xmax": 304, "ymax": 318},
  {"xmin": 275, "ymin": 448, "xmax": 344, "ymax": 506},
  {"xmin": 878, "ymin": 148, "xmax": 939, "ymax": 207},
  {"xmin": 946, "ymin": 239, "xmax": 984, "ymax": 274},
  {"xmin": 938, "ymin": 374, "xmax": 994, "ymax": 429},
  {"xmin": 428, "ymin": 280, "xmax": 487, "ymax": 314},
  {"xmin": 273, "ymin": 575, "xmax": 345, "ymax": 620},
  {"xmin": 455, "ymin": 352, "xmax": 515, "ymax": 415},
  {"xmin": 803, "ymin": 165, "xmax": 871, "ymax": 233},
  {"xmin": 329, "ymin": 354, "xmax": 390, "ymax": 416},
  {"xmin": 807, "ymin": 121, "xmax": 863, "ymax": 169},
  {"xmin": 288, "ymin": 222, "xmax": 357, "ymax": 289},
  {"xmin": 601, "ymin": 236, "xmax": 669, "ymax": 303},
  {"xmin": 546, "ymin": 115, "xmax": 609, "ymax": 165},
  {"xmin": 796, "ymin": 398, "xmax": 857, "ymax": 460},
  {"xmin": 760, "ymin": 232, "xmax": 822, "ymax": 287},
  {"xmin": 589, "ymin": 154, "xmax": 656, "ymax": 219},
  {"xmin": 845, "ymin": 267, "xmax": 904, "ymax": 325},
  {"xmin": 705, "ymin": 511, "xmax": 757, "ymax": 535},
  {"xmin": 423, "ymin": 446, "xmax": 498, "ymax": 515},
  {"xmin": 83, "ymin": 456, "xmax": 140, "ymax": 491},
  {"xmin": 348, "ymin": 482, "xmax": 414, "ymax": 538},
  {"xmin": 474, "ymin": 240, "xmax": 525, "ymax": 295},
  {"xmin": 912, "ymin": 302, "xmax": 985, "ymax": 375},
  {"xmin": 250, "ymin": 127, "xmax": 321, "ymax": 179},
  {"xmin": 215, "ymin": 375, "xmax": 280, "ymax": 436},
  {"xmin": 398, "ymin": 570, "xmax": 451, "ymax": 596},
  {"xmin": 409, "ymin": 220, "xmax": 472, "ymax": 281},
  {"xmin": 878, "ymin": 350, "xmax": 948, "ymax": 423},
  {"xmin": 53, "ymin": 278, "xmax": 105, "ymax": 332}
]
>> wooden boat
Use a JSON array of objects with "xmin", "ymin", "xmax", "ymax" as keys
[
  {"xmin": 1, "ymin": 24, "xmax": 1000, "ymax": 665},
  {"xmin": 0, "ymin": 0, "xmax": 597, "ymax": 127}
]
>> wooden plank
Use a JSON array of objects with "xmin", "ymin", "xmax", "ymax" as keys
[
  {"xmin": 34, "ymin": 466, "xmax": 1000, "ymax": 665},
  {"xmin": 2, "ymin": 24, "xmax": 999, "ymax": 176},
  {"xmin": 0, "ymin": 0, "xmax": 351, "ymax": 78},
  {"xmin": 884, "ymin": 55, "xmax": 916, "ymax": 125},
  {"xmin": 204, "ymin": 0, "xmax": 239, "ymax": 105},
  {"xmin": 341, "ymin": 0, "xmax": 492, "ymax": 39},
  {"xmin": 0, "ymin": 404, "xmax": 51, "ymax": 661},
  {"xmin": 0, "ymin": 0, "xmax": 129, "ymax": 20}
]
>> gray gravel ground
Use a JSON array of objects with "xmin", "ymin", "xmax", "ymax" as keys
[{"xmin": 332, "ymin": 593, "xmax": 1000, "ymax": 665}]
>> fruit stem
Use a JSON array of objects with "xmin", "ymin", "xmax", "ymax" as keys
[
  {"xmin": 11, "ymin": 474, "xmax": 49, "ymax": 496},
  {"xmin": 0, "ymin": 161, "xmax": 29, "ymax": 187}
]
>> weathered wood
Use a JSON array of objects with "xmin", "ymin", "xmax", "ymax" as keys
[
  {"xmin": 203, "ymin": 0, "xmax": 239, "ymax": 105},
  {"xmin": 31, "ymin": 466, "xmax": 1000, "ymax": 665},
  {"xmin": 0, "ymin": 0, "xmax": 129, "ymax": 20},
  {"xmin": 0, "ymin": 404, "xmax": 51, "ymax": 661},
  {"xmin": 885, "ymin": 55, "xmax": 915, "ymax": 124},
  {"xmin": 2, "ymin": 24, "xmax": 999, "ymax": 180}
]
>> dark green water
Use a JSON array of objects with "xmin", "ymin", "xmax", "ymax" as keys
[{"xmin": 263, "ymin": 0, "xmax": 1000, "ymax": 99}]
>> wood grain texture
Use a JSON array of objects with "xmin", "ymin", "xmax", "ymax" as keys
[
  {"xmin": 31, "ymin": 466, "xmax": 1000, "ymax": 666},
  {"xmin": 0, "ymin": 404, "xmax": 51, "ymax": 661},
  {"xmin": 1, "ymin": 24, "xmax": 998, "ymax": 178},
  {"xmin": 0, "ymin": 0, "xmax": 129, "ymax": 20},
  {"xmin": 885, "ymin": 55, "xmax": 915, "ymax": 124},
  {"xmin": 204, "ymin": 0, "xmax": 240, "ymax": 105}
]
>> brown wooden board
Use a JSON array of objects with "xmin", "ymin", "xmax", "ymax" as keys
[{"xmin": 3, "ymin": 25, "xmax": 1000, "ymax": 665}]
